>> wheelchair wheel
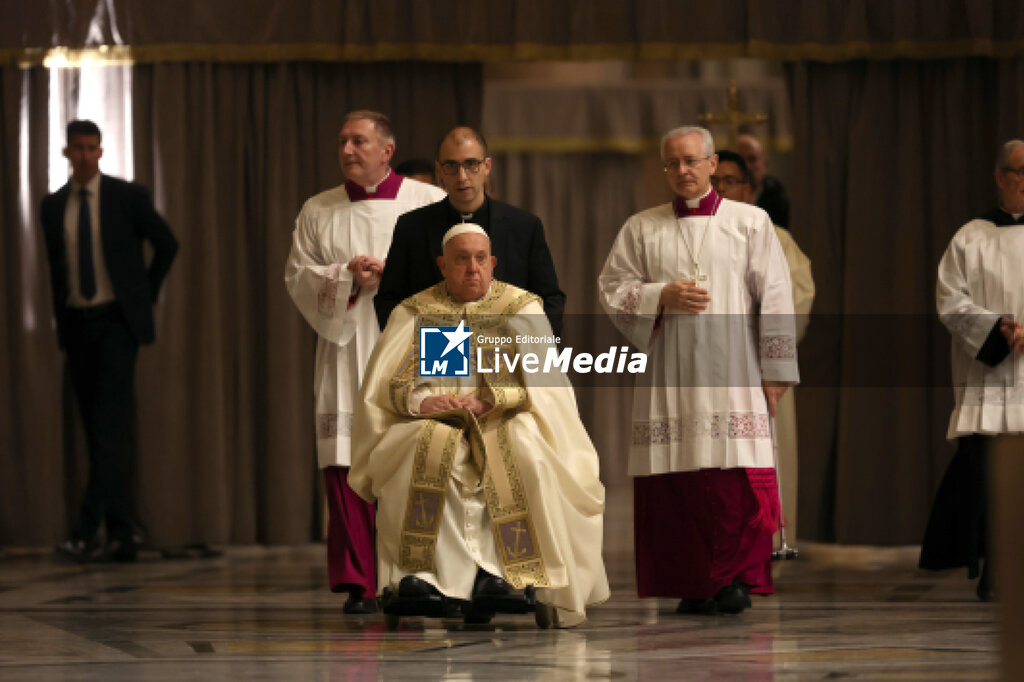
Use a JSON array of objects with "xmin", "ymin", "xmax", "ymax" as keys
[
  {"xmin": 534, "ymin": 603, "xmax": 557, "ymax": 629},
  {"xmin": 384, "ymin": 612, "xmax": 401, "ymax": 631},
  {"xmin": 462, "ymin": 603, "xmax": 495, "ymax": 625}
]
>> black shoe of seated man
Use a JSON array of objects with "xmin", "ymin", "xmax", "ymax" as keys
[
  {"xmin": 342, "ymin": 589, "xmax": 378, "ymax": 614},
  {"xmin": 398, "ymin": 575, "xmax": 443, "ymax": 598},
  {"xmin": 473, "ymin": 571, "xmax": 513, "ymax": 598},
  {"xmin": 714, "ymin": 581, "xmax": 752, "ymax": 615},
  {"xmin": 676, "ymin": 598, "xmax": 716, "ymax": 615}
]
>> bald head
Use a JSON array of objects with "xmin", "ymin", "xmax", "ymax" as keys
[
  {"xmin": 736, "ymin": 134, "xmax": 767, "ymax": 188},
  {"xmin": 437, "ymin": 126, "xmax": 488, "ymax": 158}
]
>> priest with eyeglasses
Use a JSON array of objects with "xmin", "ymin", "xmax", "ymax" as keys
[
  {"xmin": 598, "ymin": 125, "xmax": 798, "ymax": 615},
  {"xmin": 375, "ymin": 125, "xmax": 565, "ymax": 335}
]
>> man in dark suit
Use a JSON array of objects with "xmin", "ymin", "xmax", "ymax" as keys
[
  {"xmin": 375, "ymin": 126, "xmax": 565, "ymax": 334},
  {"xmin": 40, "ymin": 120, "xmax": 178, "ymax": 562}
]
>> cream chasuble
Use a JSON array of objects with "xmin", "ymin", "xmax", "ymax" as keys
[
  {"xmin": 599, "ymin": 197, "xmax": 799, "ymax": 476},
  {"xmin": 939, "ymin": 217, "xmax": 1024, "ymax": 437},
  {"xmin": 771, "ymin": 224, "xmax": 815, "ymax": 539},
  {"xmin": 349, "ymin": 282, "xmax": 609, "ymax": 624},
  {"xmin": 775, "ymin": 225, "xmax": 815, "ymax": 342},
  {"xmin": 285, "ymin": 177, "xmax": 445, "ymax": 468}
]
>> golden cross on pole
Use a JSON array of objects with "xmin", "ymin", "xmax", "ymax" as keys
[{"xmin": 698, "ymin": 80, "xmax": 768, "ymax": 149}]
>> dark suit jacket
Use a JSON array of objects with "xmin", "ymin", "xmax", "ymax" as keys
[
  {"xmin": 756, "ymin": 174, "xmax": 791, "ymax": 228},
  {"xmin": 375, "ymin": 197, "xmax": 566, "ymax": 334},
  {"xmin": 40, "ymin": 174, "xmax": 179, "ymax": 348}
]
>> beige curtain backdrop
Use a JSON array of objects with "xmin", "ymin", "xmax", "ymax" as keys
[
  {"xmin": 485, "ymin": 79, "xmax": 792, "ymax": 152},
  {"xmin": 787, "ymin": 57, "xmax": 1024, "ymax": 544},
  {"xmin": 0, "ymin": 65, "xmax": 68, "ymax": 545}
]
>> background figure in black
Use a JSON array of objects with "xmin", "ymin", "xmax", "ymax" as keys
[
  {"xmin": 394, "ymin": 158, "xmax": 436, "ymax": 186},
  {"xmin": 920, "ymin": 139, "xmax": 1024, "ymax": 601},
  {"xmin": 40, "ymin": 120, "xmax": 178, "ymax": 562},
  {"xmin": 737, "ymin": 133, "xmax": 791, "ymax": 228},
  {"xmin": 375, "ymin": 125, "xmax": 565, "ymax": 335}
]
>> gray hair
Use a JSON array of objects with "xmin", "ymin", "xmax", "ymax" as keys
[
  {"xmin": 660, "ymin": 126, "xmax": 714, "ymax": 160},
  {"xmin": 996, "ymin": 139, "xmax": 1024, "ymax": 170},
  {"xmin": 342, "ymin": 110, "xmax": 396, "ymax": 148}
]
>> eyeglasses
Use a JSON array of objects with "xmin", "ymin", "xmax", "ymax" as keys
[
  {"xmin": 1001, "ymin": 166, "xmax": 1024, "ymax": 180},
  {"xmin": 439, "ymin": 158, "xmax": 486, "ymax": 176},
  {"xmin": 663, "ymin": 156, "xmax": 710, "ymax": 172},
  {"xmin": 710, "ymin": 175, "xmax": 747, "ymax": 188}
]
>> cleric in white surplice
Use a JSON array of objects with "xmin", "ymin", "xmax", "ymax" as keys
[
  {"xmin": 598, "ymin": 125, "xmax": 798, "ymax": 615},
  {"xmin": 920, "ymin": 138, "xmax": 1024, "ymax": 601},
  {"xmin": 284, "ymin": 110, "xmax": 444, "ymax": 612}
]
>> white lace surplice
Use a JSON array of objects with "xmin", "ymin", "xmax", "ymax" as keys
[
  {"xmin": 938, "ymin": 218, "xmax": 1024, "ymax": 437},
  {"xmin": 599, "ymin": 199, "xmax": 799, "ymax": 475},
  {"xmin": 284, "ymin": 179, "xmax": 445, "ymax": 468}
]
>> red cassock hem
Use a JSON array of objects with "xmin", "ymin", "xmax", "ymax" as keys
[
  {"xmin": 323, "ymin": 466, "xmax": 376, "ymax": 596},
  {"xmin": 634, "ymin": 468, "xmax": 774, "ymax": 600}
]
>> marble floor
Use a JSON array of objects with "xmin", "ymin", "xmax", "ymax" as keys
[{"xmin": 0, "ymin": 536, "xmax": 997, "ymax": 682}]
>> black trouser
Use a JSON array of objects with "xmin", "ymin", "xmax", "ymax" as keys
[
  {"xmin": 65, "ymin": 303, "xmax": 138, "ymax": 544},
  {"xmin": 919, "ymin": 434, "xmax": 989, "ymax": 577}
]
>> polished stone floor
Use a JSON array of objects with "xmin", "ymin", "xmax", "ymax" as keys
[
  {"xmin": 0, "ymin": 534, "xmax": 997, "ymax": 682},
  {"xmin": 0, "ymin": 488, "xmax": 998, "ymax": 681}
]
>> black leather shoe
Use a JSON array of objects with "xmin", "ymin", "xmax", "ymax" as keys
[
  {"xmin": 714, "ymin": 582, "xmax": 751, "ymax": 614},
  {"xmin": 343, "ymin": 594, "xmax": 378, "ymax": 614},
  {"xmin": 398, "ymin": 575, "xmax": 442, "ymax": 598},
  {"xmin": 473, "ymin": 572, "xmax": 513, "ymax": 598}
]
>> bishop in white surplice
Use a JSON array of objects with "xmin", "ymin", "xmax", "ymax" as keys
[
  {"xmin": 284, "ymin": 111, "xmax": 445, "ymax": 610},
  {"xmin": 598, "ymin": 187, "xmax": 799, "ymax": 477},
  {"xmin": 598, "ymin": 126, "xmax": 798, "ymax": 613}
]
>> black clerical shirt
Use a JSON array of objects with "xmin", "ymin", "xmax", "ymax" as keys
[{"xmin": 444, "ymin": 196, "xmax": 491, "ymax": 231}]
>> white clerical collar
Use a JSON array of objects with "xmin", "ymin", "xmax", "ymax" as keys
[
  {"xmin": 685, "ymin": 185, "xmax": 712, "ymax": 209},
  {"xmin": 363, "ymin": 169, "xmax": 390, "ymax": 194},
  {"xmin": 999, "ymin": 203, "xmax": 1024, "ymax": 221}
]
